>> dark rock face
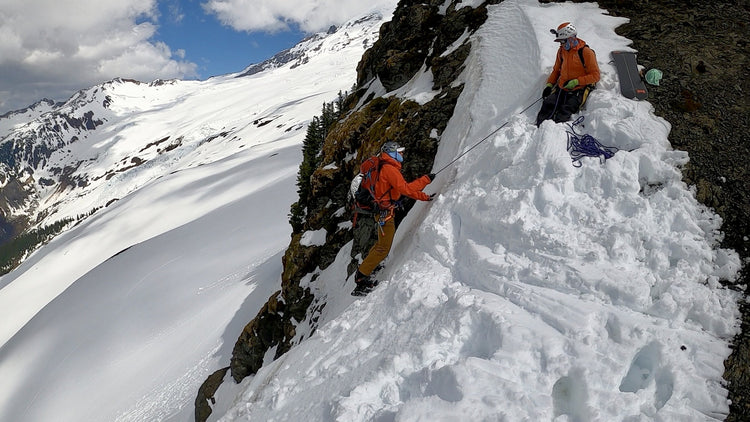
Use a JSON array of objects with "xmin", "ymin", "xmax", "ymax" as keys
[
  {"xmin": 558, "ymin": 0, "xmax": 749, "ymax": 418},
  {"xmin": 194, "ymin": 366, "xmax": 230, "ymax": 422},
  {"xmin": 229, "ymin": 292, "xmax": 295, "ymax": 382},
  {"xmin": 357, "ymin": 0, "xmax": 491, "ymax": 92},
  {"xmin": 356, "ymin": 2, "xmax": 440, "ymax": 91}
]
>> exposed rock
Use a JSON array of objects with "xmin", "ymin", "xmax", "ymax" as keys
[
  {"xmin": 431, "ymin": 42, "xmax": 472, "ymax": 90},
  {"xmin": 194, "ymin": 366, "xmax": 230, "ymax": 422},
  {"xmin": 356, "ymin": 2, "xmax": 440, "ymax": 91},
  {"xmin": 230, "ymin": 291, "xmax": 291, "ymax": 382},
  {"xmin": 357, "ymin": 0, "xmax": 493, "ymax": 92}
]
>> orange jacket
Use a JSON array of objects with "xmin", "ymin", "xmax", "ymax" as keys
[
  {"xmin": 546, "ymin": 39, "xmax": 600, "ymax": 90},
  {"xmin": 373, "ymin": 152, "xmax": 431, "ymax": 207}
]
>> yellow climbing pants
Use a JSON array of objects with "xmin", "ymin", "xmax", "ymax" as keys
[{"xmin": 358, "ymin": 216, "xmax": 395, "ymax": 276}]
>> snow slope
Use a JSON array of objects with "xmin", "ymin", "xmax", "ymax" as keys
[
  {"xmin": 0, "ymin": 9, "xmax": 393, "ymax": 422},
  {"xmin": 0, "ymin": 1, "xmax": 742, "ymax": 421},
  {"xmin": 214, "ymin": 1, "xmax": 741, "ymax": 421}
]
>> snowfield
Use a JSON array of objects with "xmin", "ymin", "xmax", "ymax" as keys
[{"xmin": 0, "ymin": 1, "xmax": 741, "ymax": 421}]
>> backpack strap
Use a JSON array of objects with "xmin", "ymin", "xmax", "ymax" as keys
[
  {"xmin": 578, "ymin": 46, "xmax": 586, "ymax": 68},
  {"xmin": 372, "ymin": 162, "xmax": 395, "ymax": 209}
]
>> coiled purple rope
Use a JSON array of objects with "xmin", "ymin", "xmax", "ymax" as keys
[{"xmin": 565, "ymin": 116, "xmax": 618, "ymax": 167}]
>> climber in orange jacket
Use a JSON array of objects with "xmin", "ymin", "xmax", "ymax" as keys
[
  {"xmin": 353, "ymin": 141, "xmax": 433, "ymax": 295},
  {"xmin": 536, "ymin": 22, "xmax": 600, "ymax": 126}
]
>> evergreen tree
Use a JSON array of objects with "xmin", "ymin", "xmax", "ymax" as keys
[
  {"xmin": 290, "ymin": 116, "xmax": 324, "ymax": 230},
  {"xmin": 335, "ymin": 90, "xmax": 346, "ymax": 117},
  {"xmin": 288, "ymin": 91, "xmax": 350, "ymax": 231},
  {"xmin": 0, "ymin": 217, "xmax": 75, "ymax": 275}
]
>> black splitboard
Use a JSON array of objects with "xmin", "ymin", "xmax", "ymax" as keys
[{"xmin": 611, "ymin": 51, "xmax": 648, "ymax": 101}]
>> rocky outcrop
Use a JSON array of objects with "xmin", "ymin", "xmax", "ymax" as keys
[
  {"xmin": 357, "ymin": 0, "xmax": 488, "ymax": 91},
  {"xmin": 546, "ymin": 0, "xmax": 750, "ymax": 418},
  {"xmin": 194, "ymin": 367, "xmax": 229, "ymax": 422},
  {"xmin": 195, "ymin": 1, "xmax": 499, "ymax": 421}
]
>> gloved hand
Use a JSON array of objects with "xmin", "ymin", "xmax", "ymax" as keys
[
  {"xmin": 563, "ymin": 79, "xmax": 579, "ymax": 90},
  {"xmin": 428, "ymin": 193, "xmax": 436, "ymax": 201},
  {"xmin": 542, "ymin": 83, "xmax": 554, "ymax": 98},
  {"xmin": 427, "ymin": 173, "xmax": 436, "ymax": 182}
]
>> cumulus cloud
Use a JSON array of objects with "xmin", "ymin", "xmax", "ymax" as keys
[
  {"xmin": 0, "ymin": 0, "xmax": 197, "ymax": 113},
  {"xmin": 203, "ymin": 0, "xmax": 398, "ymax": 33},
  {"xmin": 0, "ymin": 0, "xmax": 399, "ymax": 114}
]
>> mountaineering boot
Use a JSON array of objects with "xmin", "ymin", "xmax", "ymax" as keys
[{"xmin": 352, "ymin": 271, "xmax": 378, "ymax": 296}]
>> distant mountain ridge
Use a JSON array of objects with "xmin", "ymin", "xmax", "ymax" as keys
[
  {"xmin": 0, "ymin": 12, "xmax": 385, "ymax": 268},
  {"xmin": 237, "ymin": 15, "xmax": 382, "ymax": 78},
  {"xmin": 0, "ymin": 99, "xmax": 62, "ymax": 131}
]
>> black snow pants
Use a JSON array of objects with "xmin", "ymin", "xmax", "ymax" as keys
[{"xmin": 535, "ymin": 86, "xmax": 591, "ymax": 126}]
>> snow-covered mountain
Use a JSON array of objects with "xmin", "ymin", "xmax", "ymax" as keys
[
  {"xmin": 0, "ymin": 99, "xmax": 62, "ymax": 138},
  {"xmin": 0, "ymin": 9, "xmax": 391, "ymax": 420},
  {"xmin": 0, "ymin": 13, "xmax": 381, "ymax": 235},
  {"xmin": 0, "ymin": 0, "xmax": 742, "ymax": 421}
]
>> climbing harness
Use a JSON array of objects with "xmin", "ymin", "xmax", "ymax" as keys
[
  {"xmin": 374, "ymin": 202, "xmax": 402, "ymax": 236},
  {"xmin": 378, "ymin": 207, "xmax": 395, "ymax": 226},
  {"xmin": 565, "ymin": 116, "xmax": 618, "ymax": 167},
  {"xmin": 434, "ymin": 97, "xmax": 543, "ymax": 175}
]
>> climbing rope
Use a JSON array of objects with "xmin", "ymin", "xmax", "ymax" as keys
[
  {"xmin": 434, "ymin": 97, "xmax": 543, "ymax": 175},
  {"xmin": 565, "ymin": 116, "xmax": 618, "ymax": 167}
]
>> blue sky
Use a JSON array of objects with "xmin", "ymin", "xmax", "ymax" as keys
[{"xmin": 153, "ymin": 0, "xmax": 307, "ymax": 78}]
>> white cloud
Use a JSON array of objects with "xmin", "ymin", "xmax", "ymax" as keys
[
  {"xmin": 202, "ymin": 0, "xmax": 398, "ymax": 33},
  {"xmin": 0, "ymin": 0, "xmax": 399, "ymax": 113},
  {"xmin": 167, "ymin": 3, "xmax": 185, "ymax": 24},
  {"xmin": 0, "ymin": 0, "xmax": 197, "ymax": 113}
]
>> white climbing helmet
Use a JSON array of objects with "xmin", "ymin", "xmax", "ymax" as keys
[{"xmin": 552, "ymin": 22, "xmax": 577, "ymax": 41}]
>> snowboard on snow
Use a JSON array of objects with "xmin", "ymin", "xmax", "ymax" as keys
[{"xmin": 611, "ymin": 51, "xmax": 648, "ymax": 101}]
